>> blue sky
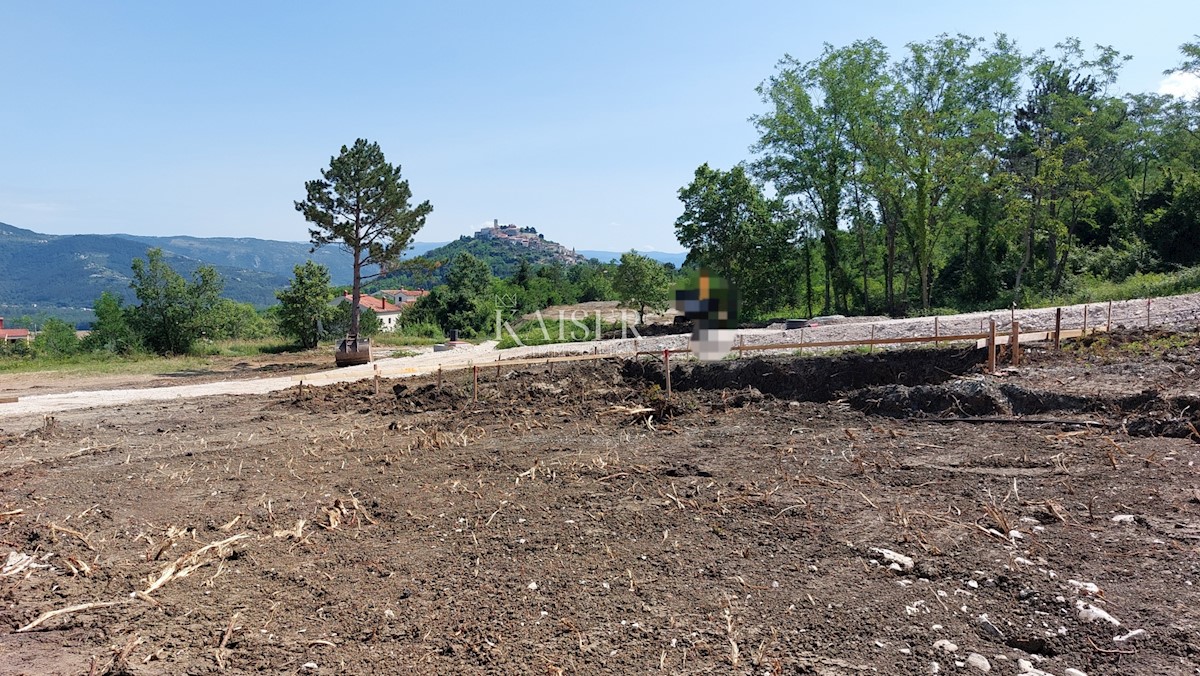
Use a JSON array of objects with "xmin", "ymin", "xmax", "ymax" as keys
[{"xmin": 2, "ymin": 1, "xmax": 1197, "ymax": 252}]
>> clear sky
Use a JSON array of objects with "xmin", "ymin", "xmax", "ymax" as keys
[{"xmin": 2, "ymin": 1, "xmax": 1198, "ymax": 252}]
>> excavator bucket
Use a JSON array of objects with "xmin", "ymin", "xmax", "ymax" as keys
[{"xmin": 334, "ymin": 335, "xmax": 372, "ymax": 367}]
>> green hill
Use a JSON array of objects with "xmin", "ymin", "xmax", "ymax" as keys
[
  {"xmin": 0, "ymin": 222, "xmax": 359, "ymax": 319},
  {"xmin": 369, "ymin": 233, "xmax": 587, "ymax": 290}
]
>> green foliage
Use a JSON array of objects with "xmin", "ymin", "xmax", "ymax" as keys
[
  {"xmin": 405, "ymin": 253, "xmax": 500, "ymax": 337},
  {"xmin": 613, "ymin": 251, "xmax": 671, "ymax": 324},
  {"xmin": 33, "ymin": 318, "xmax": 79, "ymax": 357},
  {"xmin": 276, "ymin": 261, "xmax": 335, "ymax": 348},
  {"xmin": 129, "ymin": 248, "xmax": 224, "ymax": 355},
  {"xmin": 207, "ymin": 300, "xmax": 273, "ymax": 341},
  {"xmin": 675, "ymin": 164, "xmax": 793, "ymax": 316},
  {"xmin": 296, "ymin": 138, "xmax": 432, "ymax": 337},
  {"xmin": 1142, "ymin": 173, "xmax": 1200, "ymax": 266},
  {"xmin": 82, "ymin": 291, "xmax": 140, "ymax": 355},
  {"xmin": 326, "ymin": 302, "xmax": 381, "ymax": 338}
]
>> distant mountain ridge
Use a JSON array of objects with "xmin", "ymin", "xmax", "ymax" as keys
[{"xmin": 0, "ymin": 220, "xmax": 686, "ymax": 321}]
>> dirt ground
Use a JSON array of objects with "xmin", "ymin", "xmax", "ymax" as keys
[
  {"xmin": 0, "ymin": 351, "xmax": 338, "ymax": 400},
  {"xmin": 2, "ymin": 331, "xmax": 1199, "ymax": 675}
]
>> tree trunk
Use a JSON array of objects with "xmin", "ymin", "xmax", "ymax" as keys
[
  {"xmin": 350, "ymin": 246, "xmax": 362, "ymax": 338},
  {"xmin": 883, "ymin": 200, "xmax": 898, "ymax": 315},
  {"xmin": 803, "ymin": 237, "xmax": 814, "ymax": 318}
]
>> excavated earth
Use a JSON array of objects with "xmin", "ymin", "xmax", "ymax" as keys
[{"xmin": 2, "ymin": 330, "xmax": 1199, "ymax": 675}]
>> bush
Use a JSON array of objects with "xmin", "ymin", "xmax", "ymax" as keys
[{"xmin": 33, "ymin": 318, "xmax": 79, "ymax": 357}]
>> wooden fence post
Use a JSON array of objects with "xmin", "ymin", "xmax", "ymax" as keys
[
  {"xmin": 1054, "ymin": 308, "xmax": 1062, "ymax": 350},
  {"xmin": 1011, "ymin": 320, "xmax": 1021, "ymax": 366},
  {"xmin": 987, "ymin": 319, "xmax": 997, "ymax": 374},
  {"xmin": 663, "ymin": 349, "xmax": 672, "ymax": 398}
]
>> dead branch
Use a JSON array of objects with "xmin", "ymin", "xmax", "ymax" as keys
[
  {"xmin": 143, "ymin": 533, "xmax": 251, "ymax": 596},
  {"xmin": 16, "ymin": 600, "xmax": 131, "ymax": 633}
]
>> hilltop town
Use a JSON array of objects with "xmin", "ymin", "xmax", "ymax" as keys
[{"xmin": 473, "ymin": 219, "xmax": 586, "ymax": 266}]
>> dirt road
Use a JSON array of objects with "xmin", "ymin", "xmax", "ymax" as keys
[{"xmin": 3, "ymin": 293, "xmax": 1199, "ymax": 421}]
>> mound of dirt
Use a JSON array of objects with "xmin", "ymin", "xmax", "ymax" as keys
[
  {"xmin": 625, "ymin": 347, "xmax": 983, "ymax": 402},
  {"xmin": 847, "ymin": 380, "xmax": 1009, "ymax": 417},
  {"xmin": 847, "ymin": 380, "xmax": 1200, "ymax": 440}
]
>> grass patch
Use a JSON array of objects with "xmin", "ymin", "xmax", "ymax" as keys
[
  {"xmin": 495, "ymin": 318, "xmax": 625, "ymax": 349},
  {"xmin": 1029, "ymin": 265, "xmax": 1200, "ymax": 307}
]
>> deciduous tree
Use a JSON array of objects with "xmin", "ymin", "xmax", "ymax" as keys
[
  {"xmin": 276, "ymin": 261, "xmax": 335, "ymax": 348},
  {"xmin": 129, "ymin": 248, "xmax": 223, "ymax": 355},
  {"xmin": 613, "ymin": 251, "xmax": 670, "ymax": 325}
]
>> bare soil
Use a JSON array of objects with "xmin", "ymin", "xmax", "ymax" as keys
[
  {"xmin": 0, "ymin": 351, "xmax": 337, "ymax": 400},
  {"xmin": 2, "ymin": 331, "xmax": 1199, "ymax": 675}
]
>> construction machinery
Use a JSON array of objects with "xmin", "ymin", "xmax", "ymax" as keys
[{"xmin": 335, "ymin": 335, "xmax": 372, "ymax": 367}]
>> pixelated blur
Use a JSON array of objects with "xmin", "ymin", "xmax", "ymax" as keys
[{"xmin": 675, "ymin": 269, "xmax": 738, "ymax": 362}]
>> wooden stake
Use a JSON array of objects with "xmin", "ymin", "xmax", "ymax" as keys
[
  {"xmin": 1083, "ymin": 305, "xmax": 1088, "ymax": 333},
  {"xmin": 1147, "ymin": 298, "xmax": 1152, "ymax": 328},
  {"xmin": 373, "ymin": 364, "xmax": 380, "ymax": 396},
  {"xmin": 1107, "ymin": 300, "xmax": 1113, "ymax": 332},
  {"xmin": 496, "ymin": 356, "xmax": 501, "ymax": 378},
  {"xmin": 436, "ymin": 367, "xmax": 442, "ymax": 390},
  {"xmin": 869, "ymin": 325, "xmax": 875, "ymax": 353},
  {"xmin": 1054, "ymin": 308, "xmax": 1062, "ymax": 350},
  {"xmin": 987, "ymin": 319, "xmax": 997, "ymax": 374},
  {"xmin": 739, "ymin": 334, "xmax": 745, "ymax": 358},
  {"xmin": 663, "ymin": 349, "xmax": 672, "ymax": 399},
  {"xmin": 799, "ymin": 327, "xmax": 804, "ymax": 356},
  {"xmin": 934, "ymin": 317, "xmax": 940, "ymax": 346},
  {"xmin": 473, "ymin": 366, "xmax": 478, "ymax": 403},
  {"xmin": 1011, "ymin": 320, "xmax": 1021, "ymax": 366}
]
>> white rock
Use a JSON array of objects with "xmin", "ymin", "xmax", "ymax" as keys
[
  {"xmin": 966, "ymin": 653, "xmax": 991, "ymax": 672},
  {"xmin": 527, "ymin": 581, "xmax": 538, "ymax": 591},
  {"xmin": 1017, "ymin": 658, "xmax": 1056, "ymax": 675},
  {"xmin": 1114, "ymin": 628, "xmax": 1146, "ymax": 642},
  {"xmin": 1067, "ymin": 579, "xmax": 1100, "ymax": 595},
  {"xmin": 1075, "ymin": 600, "xmax": 1120, "ymax": 626},
  {"xmin": 1064, "ymin": 669, "xmax": 1088, "ymax": 676},
  {"xmin": 929, "ymin": 661, "xmax": 940, "ymax": 674},
  {"xmin": 933, "ymin": 639, "xmax": 958, "ymax": 653},
  {"xmin": 1111, "ymin": 514, "xmax": 1136, "ymax": 523},
  {"xmin": 870, "ymin": 547, "xmax": 914, "ymax": 571},
  {"xmin": 301, "ymin": 664, "xmax": 318, "ymax": 672}
]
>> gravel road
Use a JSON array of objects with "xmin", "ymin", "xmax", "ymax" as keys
[{"xmin": 4, "ymin": 292, "xmax": 1199, "ymax": 419}]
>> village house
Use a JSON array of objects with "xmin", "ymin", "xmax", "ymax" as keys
[
  {"xmin": 379, "ymin": 288, "xmax": 430, "ymax": 306},
  {"xmin": 0, "ymin": 317, "xmax": 30, "ymax": 343},
  {"xmin": 333, "ymin": 294, "xmax": 403, "ymax": 332}
]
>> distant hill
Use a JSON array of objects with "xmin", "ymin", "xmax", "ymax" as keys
[
  {"xmin": 577, "ymin": 249, "xmax": 688, "ymax": 267},
  {"xmin": 113, "ymin": 233, "xmax": 374, "ymax": 284},
  {"xmin": 0, "ymin": 218, "xmax": 679, "ymax": 322},
  {"xmin": 371, "ymin": 227, "xmax": 588, "ymax": 289},
  {"xmin": 0, "ymin": 221, "xmax": 394, "ymax": 320}
]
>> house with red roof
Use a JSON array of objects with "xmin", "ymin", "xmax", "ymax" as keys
[
  {"xmin": 0, "ymin": 317, "xmax": 30, "ymax": 343},
  {"xmin": 379, "ymin": 289, "xmax": 430, "ymax": 305},
  {"xmin": 334, "ymin": 294, "xmax": 403, "ymax": 332}
]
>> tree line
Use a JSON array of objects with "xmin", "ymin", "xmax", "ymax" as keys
[{"xmin": 677, "ymin": 35, "xmax": 1200, "ymax": 318}]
